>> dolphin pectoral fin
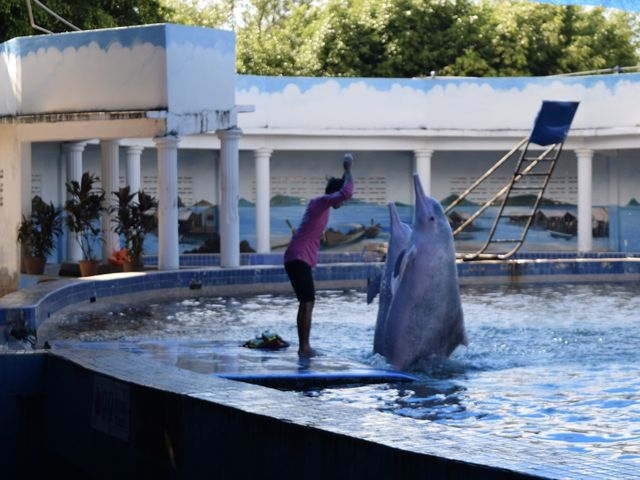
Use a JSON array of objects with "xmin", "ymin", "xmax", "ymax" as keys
[
  {"xmin": 391, "ymin": 245, "xmax": 416, "ymax": 296},
  {"xmin": 461, "ymin": 329, "xmax": 470, "ymax": 347},
  {"xmin": 367, "ymin": 271, "xmax": 382, "ymax": 304},
  {"xmin": 393, "ymin": 248, "xmax": 406, "ymax": 279}
]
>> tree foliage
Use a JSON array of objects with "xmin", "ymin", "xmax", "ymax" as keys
[
  {"xmin": 233, "ymin": 0, "xmax": 640, "ymax": 77},
  {"xmin": 0, "ymin": 0, "xmax": 168, "ymax": 41},
  {"xmin": 1, "ymin": 0, "xmax": 638, "ymax": 77},
  {"xmin": 235, "ymin": 0, "xmax": 319, "ymax": 75},
  {"xmin": 162, "ymin": 0, "xmax": 234, "ymax": 28}
]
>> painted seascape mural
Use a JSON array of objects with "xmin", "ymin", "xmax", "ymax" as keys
[
  {"xmin": 31, "ymin": 143, "xmax": 640, "ymax": 260},
  {"xmin": 171, "ymin": 149, "xmax": 634, "ymax": 256}
]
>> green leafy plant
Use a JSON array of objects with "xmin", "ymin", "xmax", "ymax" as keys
[
  {"xmin": 17, "ymin": 195, "xmax": 63, "ymax": 258},
  {"xmin": 112, "ymin": 186, "xmax": 158, "ymax": 268},
  {"xmin": 64, "ymin": 172, "xmax": 105, "ymax": 261}
]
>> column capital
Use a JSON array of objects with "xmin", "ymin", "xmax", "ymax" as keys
[
  {"xmin": 574, "ymin": 147, "xmax": 594, "ymax": 160},
  {"xmin": 62, "ymin": 141, "xmax": 87, "ymax": 154},
  {"xmin": 126, "ymin": 145, "xmax": 145, "ymax": 156},
  {"xmin": 217, "ymin": 127, "xmax": 243, "ymax": 141},
  {"xmin": 255, "ymin": 147, "xmax": 273, "ymax": 159},
  {"xmin": 414, "ymin": 148, "xmax": 434, "ymax": 159},
  {"xmin": 153, "ymin": 135, "xmax": 181, "ymax": 149}
]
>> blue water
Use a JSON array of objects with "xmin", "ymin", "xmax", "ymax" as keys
[{"xmin": 52, "ymin": 282, "xmax": 640, "ymax": 463}]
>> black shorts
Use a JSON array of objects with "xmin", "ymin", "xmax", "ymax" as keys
[{"xmin": 285, "ymin": 260, "xmax": 315, "ymax": 303}]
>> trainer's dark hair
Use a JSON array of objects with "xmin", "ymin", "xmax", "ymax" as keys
[{"xmin": 325, "ymin": 176, "xmax": 343, "ymax": 194}]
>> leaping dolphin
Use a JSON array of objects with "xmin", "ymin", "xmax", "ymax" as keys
[
  {"xmin": 384, "ymin": 174, "xmax": 468, "ymax": 369},
  {"xmin": 368, "ymin": 203, "xmax": 412, "ymax": 356}
]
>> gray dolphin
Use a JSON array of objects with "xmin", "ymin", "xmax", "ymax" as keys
[
  {"xmin": 369, "ymin": 203, "xmax": 412, "ymax": 356},
  {"xmin": 384, "ymin": 174, "xmax": 468, "ymax": 369}
]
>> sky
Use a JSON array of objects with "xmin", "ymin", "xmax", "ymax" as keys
[{"xmin": 531, "ymin": 0, "xmax": 640, "ymax": 10}]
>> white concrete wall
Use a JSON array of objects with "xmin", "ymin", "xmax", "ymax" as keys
[
  {"xmin": 31, "ymin": 145, "xmax": 640, "ymax": 209},
  {"xmin": 238, "ymin": 151, "xmax": 413, "ymax": 206},
  {"xmin": 434, "ymin": 151, "xmax": 579, "ymax": 205},
  {"xmin": 0, "ymin": 43, "xmax": 19, "ymax": 115},
  {"xmin": 1, "ymin": 25, "xmax": 236, "ymax": 137},
  {"xmin": 165, "ymin": 25, "xmax": 235, "ymax": 116},
  {"xmin": 237, "ymin": 74, "xmax": 640, "ymax": 134},
  {"xmin": 0, "ymin": 126, "xmax": 29, "ymax": 295},
  {"xmin": 13, "ymin": 26, "xmax": 168, "ymax": 115}
]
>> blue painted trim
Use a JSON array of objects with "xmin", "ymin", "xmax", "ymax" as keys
[
  {"xmin": 236, "ymin": 72, "xmax": 640, "ymax": 95},
  {"xmin": 6, "ymin": 24, "xmax": 168, "ymax": 58},
  {"xmin": 0, "ymin": 24, "xmax": 236, "ymax": 59},
  {"xmin": 143, "ymin": 250, "xmax": 637, "ymax": 268}
]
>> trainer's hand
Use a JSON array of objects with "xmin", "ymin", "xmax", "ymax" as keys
[{"xmin": 343, "ymin": 153, "xmax": 353, "ymax": 171}]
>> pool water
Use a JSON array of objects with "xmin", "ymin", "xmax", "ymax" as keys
[{"xmin": 51, "ymin": 283, "xmax": 640, "ymax": 463}]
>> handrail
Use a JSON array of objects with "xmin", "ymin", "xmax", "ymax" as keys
[
  {"xmin": 444, "ymin": 137, "xmax": 527, "ymax": 214},
  {"xmin": 451, "ymin": 143, "xmax": 557, "ymax": 236},
  {"xmin": 463, "ymin": 143, "xmax": 562, "ymax": 260}
]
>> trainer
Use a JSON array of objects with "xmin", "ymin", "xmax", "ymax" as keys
[{"xmin": 284, "ymin": 153, "xmax": 354, "ymax": 356}]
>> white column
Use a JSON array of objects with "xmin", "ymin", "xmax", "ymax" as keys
[
  {"xmin": 217, "ymin": 128, "xmax": 242, "ymax": 267},
  {"xmin": 254, "ymin": 148, "xmax": 272, "ymax": 253},
  {"xmin": 125, "ymin": 145, "xmax": 144, "ymax": 199},
  {"xmin": 21, "ymin": 142, "xmax": 32, "ymax": 218},
  {"xmin": 20, "ymin": 142, "xmax": 32, "ymax": 269},
  {"xmin": 576, "ymin": 148, "xmax": 593, "ymax": 253},
  {"xmin": 0, "ymin": 130, "xmax": 30, "ymax": 295},
  {"xmin": 414, "ymin": 149, "xmax": 433, "ymax": 196},
  {"xmin": 154, "ymin": 136, "xmax": 180, "ymax": 270},
  {"xmin": 100, "ymin": 139, "xmax": 120, "ymax": 259},
  {"xmin": 63, "ymin": 142, "xmax": 86, "ymax": 261}
]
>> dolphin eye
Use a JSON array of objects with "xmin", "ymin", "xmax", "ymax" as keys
[{"xmin": 429, "ymin": 216, "xmax": 435, "ymax": 221}]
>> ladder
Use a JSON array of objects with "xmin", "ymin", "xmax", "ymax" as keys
[{"xmin": 445, "ymin": 101, "xmax": 579, "ymax": 261}]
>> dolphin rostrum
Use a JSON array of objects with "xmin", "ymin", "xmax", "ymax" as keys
[
  {"xmin": 369, "ymin": 203, "xmax": 412, "ymax": 356},
  {"xmin": 384, "ymin": 173, "xmax": 468, "ymax": 369}
]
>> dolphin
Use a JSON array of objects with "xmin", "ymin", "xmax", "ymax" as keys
[
  {"xmin": 384, "ymin": 173, "xmax": 468, "ymax": 369},
  {"xmin": 369, "ymin": 203, "xmax": 412, "ymax": 356}
]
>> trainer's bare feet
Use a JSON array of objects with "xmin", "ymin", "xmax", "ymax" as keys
[{"xmin": 298, "ymin": 347, "xmax": 319, "ymax": 357}]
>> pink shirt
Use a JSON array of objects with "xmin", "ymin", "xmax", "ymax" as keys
[{"xmin": 284, "ymin": 176, "xmax": 354, "ymax": 267}]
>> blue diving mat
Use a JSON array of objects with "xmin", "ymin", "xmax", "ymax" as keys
[
  {"xmin": 529, "ymin": 100, "xmax": 579, "ymax": 146},
  {"xmin": 51, "ymin": 339, "xmax": 416, "ymax": 388}
]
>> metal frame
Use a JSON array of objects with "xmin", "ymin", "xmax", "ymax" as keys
[
  {"xmin": 446, "ymin": 138, "xmax": 566, "ymax": 261},
  {"xmin": 25, "ymin": 0, "xmax": 81, "ymax": 35}
]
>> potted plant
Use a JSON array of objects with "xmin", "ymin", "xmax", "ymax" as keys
[
  {"xmin": 17, "ymin": 195, "xmax": 63, "ymax": 274},
  {"xmin": 64, "ymin": 172, "xmax": 105, "ymax": 277},
  {"xmin": 112, "ymin": 186, "xmax": 158, "ymax": 271}
]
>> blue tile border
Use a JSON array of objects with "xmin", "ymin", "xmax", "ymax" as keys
[
  {"xmin": 143, "ymin": 251, "xmax": 640, "ymax": 268},
  {"xmin": 1, "ymin": 253, "xmax": 640, "ymax": 337}
]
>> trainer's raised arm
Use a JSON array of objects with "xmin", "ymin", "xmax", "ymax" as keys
[{"xmin": 343, "ymin": 153, "xmax": 353, "ymax": 172}]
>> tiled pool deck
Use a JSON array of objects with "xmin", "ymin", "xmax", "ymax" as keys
[
  {"xmin": 41, "ymin": 345, "xmax": 635, "ymax": 479},
  {"xmin": 2, "ymin": 252, "xmax": 640, "ymax": 478}
]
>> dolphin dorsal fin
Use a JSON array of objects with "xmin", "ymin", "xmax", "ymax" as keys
[{"xmin": 367, "ymin": 271, "xmax": 382, "ymax": 304}]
